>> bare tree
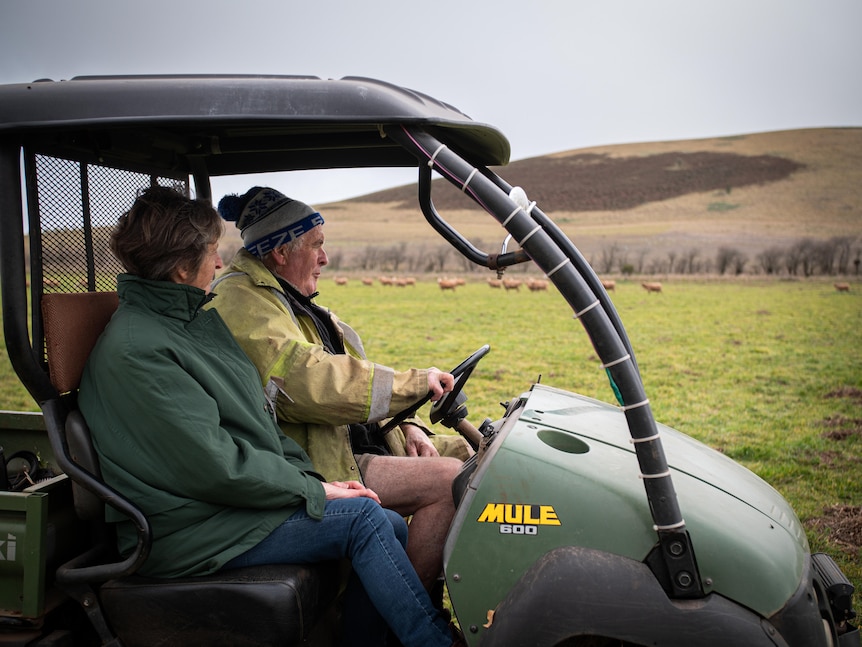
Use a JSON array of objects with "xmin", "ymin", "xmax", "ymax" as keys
[
  {"xmin": 635, "ymin": 249, "xmax": 649, "ymax": 273},
  {"xmin": 757, "ymin": 246, "xmax": 783, "ymax": 275},
  {"xmin": 358, "ymin": 245, "xmax": 382, "ymax": 271},
  {"xmin": 688, "ymin": 248, "xmax": 703, "ymax": 274},
  {"xmin": 832, "ymin": 236, "xmax": 854, "ymax": 275},
  {"xmin": 381, "ymin": 242, "xmax": 408, "ymax": 271},
  {"xmin": 425, "ymin": 244, "xmax": 451, "ymax": 273},
  {"xmin": 715, "ymin": 247, "xmax": 738, "ymax": 275},
  {"xmin": 327, "ymin": 248, "xmax": 344, "ymax": 271},
  {"xmin": 784, "ymin": 239, "xmax": 807, "ymax": 275},
  {"xmin": 599, "ymin": 244, "xmax": 619, "ymax": 274},
  {"xmin": 666, "ymin": 250, "xmax": 678, "ymax": 275}
]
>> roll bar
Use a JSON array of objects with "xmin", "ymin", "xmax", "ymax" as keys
[{"xmin": 387, "ymin": 124, "xmax": 703, "ymax": 598}]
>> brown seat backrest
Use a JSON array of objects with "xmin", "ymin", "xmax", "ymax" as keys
[
  {"xmin": 42, "ymin": 291, "xmax": 119, "ymax": 520},
  {"xmin": 42, "ymin": 292, "xmax": 119, "ymax": 394}
]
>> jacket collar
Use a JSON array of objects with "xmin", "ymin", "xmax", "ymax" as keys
[
  {"xmin": 229, "ymin": 248, "xmax": 282, "ymax": 291},
  {"xmin": 118, "ymin": 274, "xmax": 212, "ymax": 322}
]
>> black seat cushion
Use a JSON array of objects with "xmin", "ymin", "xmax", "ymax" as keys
[{"xmin": 99, "ymin": 562, "xmax": 340, "ymax": 647}]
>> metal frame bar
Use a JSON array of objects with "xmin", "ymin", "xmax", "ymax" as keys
[{"xmin": 388, "ymin": 124, "xmax": 703, "ymax": 597}]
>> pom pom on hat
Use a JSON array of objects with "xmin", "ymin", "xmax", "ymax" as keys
[{"xmin": 218, "ymin": 186, "xmax": 324, "ymax": 257}]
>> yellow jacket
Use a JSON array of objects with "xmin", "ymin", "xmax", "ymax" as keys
[{"xmin": 208, "ymin": 249, "xmax": 465, "ymax": 482}]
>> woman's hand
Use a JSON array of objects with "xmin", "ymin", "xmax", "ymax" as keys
[
  {"xmin": 426, "ymin": 367, "xmax": 455, "ymax": 402},
  {"xmin": 323, "ymin": 480, "xmax": 381, "ymax": 504}
]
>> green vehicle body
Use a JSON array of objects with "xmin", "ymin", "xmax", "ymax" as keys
[
  {"xmin": 446, "ymin": 385, "xmax": 807, "ymax": 638},
  {"xmin": 0, "ymin": 75, "xmax": 858, "ymax": 646}
]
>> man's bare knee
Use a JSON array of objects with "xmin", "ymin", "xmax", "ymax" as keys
[{"xmin": 363, "ymin": 456, "xmax": 461, "ymax": 512}]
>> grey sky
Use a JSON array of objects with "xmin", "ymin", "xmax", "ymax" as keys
[{"xmin": 2, "ymin": 0, "xmax": 860, "ymax": 204}]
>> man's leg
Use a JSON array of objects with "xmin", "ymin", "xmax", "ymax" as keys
[{"xmin": 361, "ymin": 455, "xmax": 463, "ymax": 590}]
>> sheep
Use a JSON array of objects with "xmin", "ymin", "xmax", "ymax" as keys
[
  {"xmin": 334, "ymin": 277, "xmax": 348, "ymax": 286},
  {"xmin": 438, "ymin": 278, "xmax": 459, "ymax": 291},
  {"xmin": 487, "ymin": 278, "xmax": 502, "ymax": 288},
  {"xmin": 601, "ymin": 279, "xmax": 616, "ymax": 292},
  {"xmin": 361, "ymin": 277, "xmax": 375, "ymax": 286},
  {"xmin": 641, "ymin": 282, "xmax": 663, "ymax": 294},
  {"xmin": 526, "ymin": 279, "xmax": 548, "ymax": 291},
  {"xmin": 502, "ymin": 278, "xmax": 522, "ymax": 291},
  {"xmin": 834, "ymin": 282, "xmax": 850, "ymax": 292}
]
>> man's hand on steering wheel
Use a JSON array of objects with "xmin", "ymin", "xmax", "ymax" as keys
[
  {"xmin": 426, "ymin": 368, "xmax": 455, "ymax": 401},
  {"xmin": 377, "ymin": 346, "xmax": 489, "ymax": 436}
]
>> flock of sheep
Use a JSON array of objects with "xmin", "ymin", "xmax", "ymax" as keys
[{"xmin": 331, "ymin": 276, "xmax": 854, "ymax": 294}]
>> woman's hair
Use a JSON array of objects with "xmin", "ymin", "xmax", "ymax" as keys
[{"xmin": 111, "ymin": 186, "xmax": 223, "ymax": 281}]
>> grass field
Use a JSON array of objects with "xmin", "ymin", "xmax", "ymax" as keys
[
  {"xmin": 319, "ymin": 275, "xmax": 862, "ymax": 589},
  {"xmin": 1, "ymin": 276, "xmax": 860, "ymax": 591}
]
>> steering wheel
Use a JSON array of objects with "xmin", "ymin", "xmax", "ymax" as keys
[
  {"xmin": 377, "ymin": 345, "xmax": 490, "ymax": 435},
  {"xmin": 429, "ymin": 344, "xmax": 490, "ymax": 426}
]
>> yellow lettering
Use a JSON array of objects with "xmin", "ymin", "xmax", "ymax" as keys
[
  {"xmin": 523, "ymin": 505, "xmax": 542, "ymax": 525},
  {"xmin": 504, "ymin": 505, "xmax": 523, "ymax": 524},
  {"xmin": 477, "ymin": 503, "xmax": 505, "ymax": 523},
  {"xmin": 478, "ymin": 503, "xmax": 561, "ymax": 526},
  {"xmin": 539, "ymin": 505, "xmax": 561, "ymax": 526}
]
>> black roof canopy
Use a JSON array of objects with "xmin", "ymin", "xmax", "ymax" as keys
[{"xmin": 0, "ymin": 75, "xmax": 510, "ymax": 177}]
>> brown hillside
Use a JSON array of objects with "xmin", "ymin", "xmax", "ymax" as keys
[
  {"xmin": 310, "ymin": 128, "xmax": 861, "ymax": 271},
  {"xmin": 358, "ymin": 150, "xmax": 804, "ymax": 212}
]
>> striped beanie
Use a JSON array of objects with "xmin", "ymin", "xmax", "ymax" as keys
[{"xmin": 217, "ymin": 186, "xmax": 324, "ymax": 257}]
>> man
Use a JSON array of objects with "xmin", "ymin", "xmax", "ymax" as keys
[{"xmin": 209, "ymin": 186, "xmax": 472, "ymax": 590}]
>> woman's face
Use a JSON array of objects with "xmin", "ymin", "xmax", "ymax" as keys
[{"xmin": 179, "ymin": 241, "xmax": 224, "ymax": 292}]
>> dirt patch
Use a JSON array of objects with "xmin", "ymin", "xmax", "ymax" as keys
[
  {"xmin": 362, "ymin": 151, "xmax": 804, "ymax": 213},
  {"xmin": 821, "ymin": 388, "xmax": 862, "ymax": 440},
  {"xmin": 806, "ymin": 505, "xmax": 862, "ymax": 554},
  {"xmin": 821, "ymin": 415, "xmax": 862, "ymax": 441},
  {"xmin": 825, "ymin": 387, "xmax": 862, "ymax": 405}
]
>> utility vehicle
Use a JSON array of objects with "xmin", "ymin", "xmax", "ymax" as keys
[{"xmin": 0, "ymin": 75, "xmax": 858, "ymax": 646}]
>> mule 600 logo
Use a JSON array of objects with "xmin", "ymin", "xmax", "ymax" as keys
[{"xmin": 477, "ymin": 503, "xmax": 560, "ymax": 535}]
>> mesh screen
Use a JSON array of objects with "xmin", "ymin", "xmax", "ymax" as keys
[{"xmin": 34, "ymin": 155, "xmax": 188, "ymax": 294}]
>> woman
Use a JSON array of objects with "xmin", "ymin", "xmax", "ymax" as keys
[{"xmin": 78, "ymin": 186, "xmax": 454, "ymax": 647}]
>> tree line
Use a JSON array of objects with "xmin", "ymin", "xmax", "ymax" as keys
[
  {"xmin": 593, "ymin": 236, "xmax": 860, "ymax": 277},
  {"xmin": 40, "ymin": 230, "xmax": 860, "ymax": 279}
]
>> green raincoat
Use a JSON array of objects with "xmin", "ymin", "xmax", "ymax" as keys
[{"xmin": 79, "ymin": 275, "xmax": 326, "ymax": 578}]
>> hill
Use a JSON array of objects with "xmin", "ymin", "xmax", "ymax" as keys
[{"xmin": 289, "ymin": 128, "xmax": 861, "ymax": 275}]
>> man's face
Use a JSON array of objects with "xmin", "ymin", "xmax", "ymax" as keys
[{"xmin": 278, "ymin": 225, "xmax": 328, "ymax": 296}]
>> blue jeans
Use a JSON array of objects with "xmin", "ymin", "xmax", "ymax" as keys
[{"xmin": 224, "ymin": 497, "xmax": 451, "ymax": 647}]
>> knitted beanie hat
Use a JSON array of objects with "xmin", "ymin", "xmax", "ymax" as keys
[{"xmin": 217, "ymin": 186, "xmax": 324, "ymax": 257}]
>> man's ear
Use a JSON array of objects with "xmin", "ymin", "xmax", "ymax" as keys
[{"xmin": 269, "ymin": 245, "xmax": 288, "ymax": 267}]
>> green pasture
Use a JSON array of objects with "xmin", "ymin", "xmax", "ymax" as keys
[
  {"xmin": 322, "ymin": 276, "xmax": 862, "ymax": 588},
  {"xmin": 1, "ymin": 277, "xmax": 860, "ymax": 590}
]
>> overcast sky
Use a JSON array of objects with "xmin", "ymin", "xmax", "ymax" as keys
[{"xmin": 2, "ymin": 0, "xmax": 860, "ymax": 204}]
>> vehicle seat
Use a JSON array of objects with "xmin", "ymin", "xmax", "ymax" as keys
[{"xmin": 40, "ymin": 291, "xmax": 338, "ymax": 647}]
